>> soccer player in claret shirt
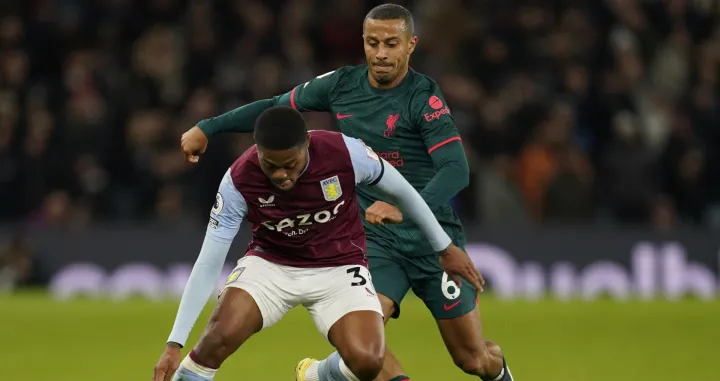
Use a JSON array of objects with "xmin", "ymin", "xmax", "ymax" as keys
[
  {"xmin": 152, "ymin": 106, "xmax": 475, "ymax": 381},
  {"xmin": 179, "ymin": 4, "xmax": 514, "ymax": 381}
]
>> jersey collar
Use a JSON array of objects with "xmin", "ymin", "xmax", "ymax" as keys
[{"xmin": 362, "ymin": 66, "xmax": 414, "ymax": 95}]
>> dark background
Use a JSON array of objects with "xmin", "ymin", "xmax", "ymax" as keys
[{"xmin": 0, "ymin": 0, "xmax": 719, "ymax": 290}]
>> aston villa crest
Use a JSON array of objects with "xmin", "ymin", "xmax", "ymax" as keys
[{"xmin": 320, "ymin": 175, "xmax": 342, "ymax": 201}]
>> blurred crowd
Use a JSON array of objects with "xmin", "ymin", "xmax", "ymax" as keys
[{"xmin": 0, "ymin": 0, "xmax": 718, "ymax": 230}]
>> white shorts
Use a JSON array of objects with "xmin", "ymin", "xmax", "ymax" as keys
[{"xmin": 221, "ymin": 255, "xmax": 383, "ymax": 338}]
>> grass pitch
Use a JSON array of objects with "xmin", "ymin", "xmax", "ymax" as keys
[{"xmin": 1, "ymin": 292, "xmax": 718, "ymax": 381}]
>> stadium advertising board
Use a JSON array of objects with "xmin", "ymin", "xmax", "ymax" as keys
[{"xmin": 2, "ymin": 226, "xmax": 717, "ymax": 301}]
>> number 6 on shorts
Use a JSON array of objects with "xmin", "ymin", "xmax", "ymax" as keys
[{"xmin": 441, "ymin": 272, "xmax": 461, "ymax": 300}]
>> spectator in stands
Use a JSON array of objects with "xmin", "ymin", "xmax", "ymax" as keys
[{"xmin": 0, "ymin": 0, "xmax": 716, "ymax": 231}]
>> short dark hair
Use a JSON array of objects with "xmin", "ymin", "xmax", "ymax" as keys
[
  {"xmin": 254, "ymin": 106, "xmax": 308, "ymax": 150},
  {"xmin": 365, "ymin": 3, "xmax": 414, "ymax": 35}
]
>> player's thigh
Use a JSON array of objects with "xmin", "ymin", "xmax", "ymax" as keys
[
  {"xmin": 221, "ymin": 255, "xmax": 295, "ymax": 330},
  {"xmin": 194, "ymin": 287, "xmax": 263, "ymax": 359},
  {"xmin": 435, "ymin": 304, "xmax": 492, "ymax": 367},
  {"xmin": 408, "ymin": 253, "xmax": 478, "ymax": 320},
  {"xmin": 367, "ymin": 240, "xmax": 411, "ymax": 320},
  {"xmin": 305, "ymin": 264, "xmax": 384, "ymax": 339},
  {"xmin": 307, "ymin": 265, "xmax": 385, "ymax": 377},
  {"xmin": 407, "ymin": 253, "xmax": 488, "ymax": 362}
]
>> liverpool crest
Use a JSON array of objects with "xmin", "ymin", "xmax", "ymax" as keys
[{"xmin": 320, "ymin": 175, "xmax": 343, "ymax": 201}]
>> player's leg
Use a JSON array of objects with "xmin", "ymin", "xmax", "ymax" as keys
[
  {"xmin": 410, "ymin": 254, "xmax": 513, "ymax": 380},
  {"xmin": 300, "ymin": 243, "xmax": 413, "ymax": 381},
  {"xmin": 436, "ymin": 308, "xmax": 512, "ymax": 380},
  {"xmin": 368, "ymin": 250, "xmax": 413, "ymax": 381},
  {"xmin": 174, "ymin": 256, "xmax": 294, "ymax": 381},
  {"xmin": 298, "ymin": 264, "xmax": 387, "ymax": 381},
  {"xmin": 173, "ymin": 288, "xmax": 262, "ymax": 381},
  {"xmin": 327, "ymin": 309, "xmax": 386, "ymax": 380},
  {"xmin": 375, "ymin": 294, "xmax": 409, "ymax": 381}
]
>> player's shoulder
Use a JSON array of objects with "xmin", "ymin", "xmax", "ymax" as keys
[
  {"xmin": 310, "ymin": 130, "xmax": 367, "ymax": 161},
  {"xmin": 405, "ymin": 69, "xmax": 452, "ymax": 120},
  {"xmin": 308, "ymin": 129, "xmax": 341, "ymax": 138},
  {"xmin": 339, "ymin": 133, "xmax": 379, "ymax": 162},
  {"xmin": 407, "ymin": 68, "xmax": 442, "ymax": 97},
  {"xmin": 308, "ymin": 130, "xmax": 348, "ymax": 150},
  {"xmin": 334, "ymin": 65, "xmax": 366, "ymax": 78},
  {"xmin": 312, "ymin": 65, "xmax": 361, "ymax": 83},
  {"xmin": 307, "ymin": 131, "xmax": 361, "ymax": 173},
  {"xmin": 327, "ymin": 65, "xmax": 368, "ymax": 91}
]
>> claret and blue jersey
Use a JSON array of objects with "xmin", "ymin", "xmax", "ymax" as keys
[{"xmin": 207, "ymin": 131, "xmax": 384, "ymax": 268}]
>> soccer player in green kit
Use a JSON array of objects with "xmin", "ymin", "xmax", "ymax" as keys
[{"xmin": 180, "ymin": 4, "xmax": 513, "ymax": 381}]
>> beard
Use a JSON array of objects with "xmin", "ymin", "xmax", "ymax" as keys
[{"xmin": 372, "ymin": 71, "xmax": 395, "ymax": 85}]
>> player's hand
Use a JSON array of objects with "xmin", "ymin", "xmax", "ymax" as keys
[
  {"xmin": 439, "ymin": 244, "xmax": 485, "ymax": 293},
  {"xmin": 365, "ymin": 201, "xmax": 403, "ymax": 225},
  {"xmin": 153, "ymin": 343, "xmax": 182, "ymax": 381},
  {"xmin": 181, "ymin": 126, "xmax": 208, "ymax": 163}
]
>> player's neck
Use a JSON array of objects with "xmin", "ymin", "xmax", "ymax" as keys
[{"xmin": 368, "ymin": 66, "xmax": 409, "ymax": 89}]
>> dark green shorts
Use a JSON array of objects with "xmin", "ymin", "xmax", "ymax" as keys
[{"xmin": 367, "ymin": 230, "xmax": 477, "ymax": 320}]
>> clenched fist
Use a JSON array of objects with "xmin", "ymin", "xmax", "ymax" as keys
[{"xmin": 180, "ymin": 126, "xmax": 208, "ymax": 163}]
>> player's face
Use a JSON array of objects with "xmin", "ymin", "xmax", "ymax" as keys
[
  {"xmin": 363, "ymin": 18, "xmax": 417, "ymax": 87},
  {"xmin": 257, "ymin": 143, "xmax": 309, "ymax": 191}
]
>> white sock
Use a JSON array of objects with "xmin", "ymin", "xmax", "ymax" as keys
[
  {"xmin": 338, "ymin": 359, "xmax": 360, "ymax": 381},
  {"xmin": 304, "ymin": 361, "xmax": 320, "ymax": 381},
  {"xmin": 172, "ymin": 355, "xmax": 217, "ymax": 381},
  {"xmin": 313, "ymin": 352, "xmax": 360, "ymax": 381}
]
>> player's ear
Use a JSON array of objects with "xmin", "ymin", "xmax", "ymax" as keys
[{"xmin": 408, "ymin": 35, "xmax": 418, "ymax": 55}]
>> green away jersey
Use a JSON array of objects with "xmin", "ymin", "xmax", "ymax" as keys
[{"xmin": 199, "ymin": 65, "xmax": 468, "ymax": 255}]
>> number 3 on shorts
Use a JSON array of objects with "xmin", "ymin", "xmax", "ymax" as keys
[
  {"xmin": 347, "ymin": 267, "xmax": 368, "ymax": 286},
  {"xmin": 441, "ymin": 272, "xmax": 461, "ymax": 300}
]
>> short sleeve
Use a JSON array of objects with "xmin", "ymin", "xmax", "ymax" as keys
[
  {"xmin": 342, "ymin": 134, "xmax": 385, "ymax": 185},
  {"xmin": 207, "ymin": 169, "xmax": 247, "ymax": 244},
  {"xmin": 411, "ymin": 88, "xmax": 462, "ymax": 154}
]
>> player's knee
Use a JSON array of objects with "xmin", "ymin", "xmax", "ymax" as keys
[
  {"xmin": 452, "ymin": 340, "xmax": 503, "ymax": 375},
  {"xmin": 342, "ymin": 344, "xmax": 385, "ymax": 381}
]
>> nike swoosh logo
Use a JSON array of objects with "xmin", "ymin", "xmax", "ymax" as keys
[
  {"xmin": 336, "ymin": 112, "xmax": 353, "ymax": 119},
  {"xmin": 443, "ymin": 299, "xmax": 463, "ymax": 311}
]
